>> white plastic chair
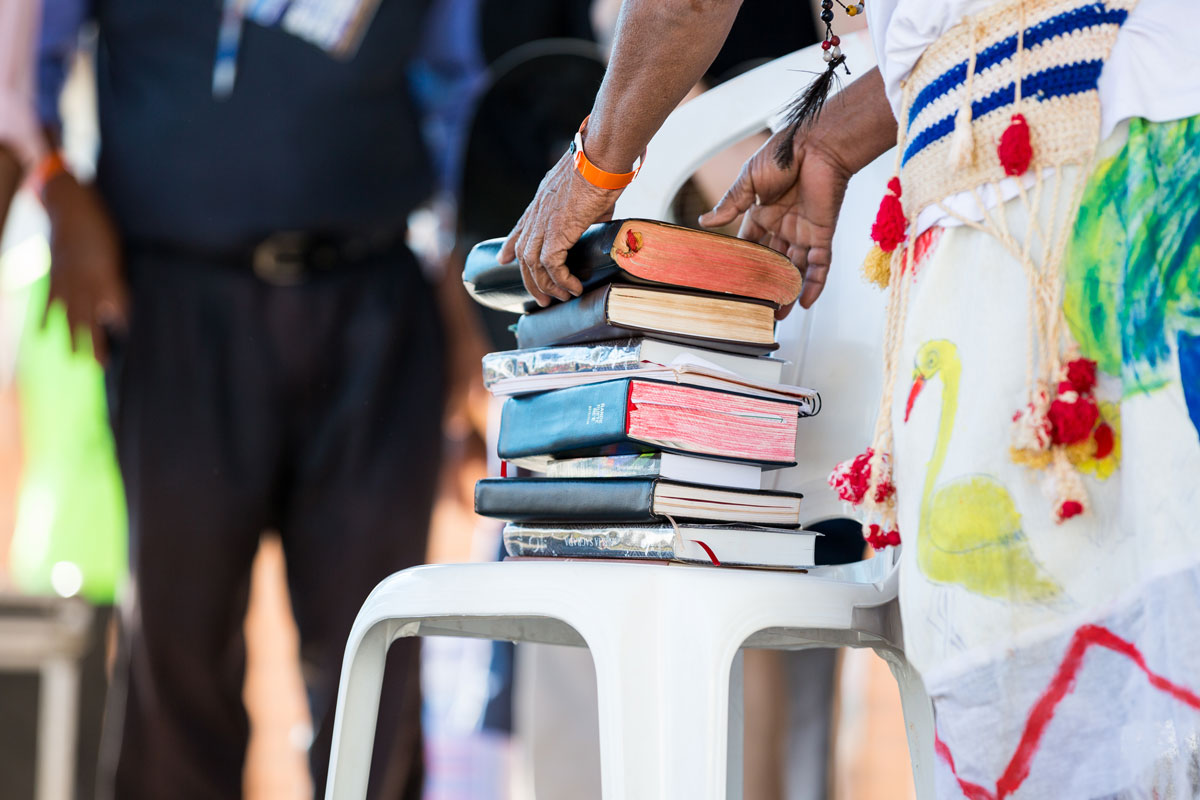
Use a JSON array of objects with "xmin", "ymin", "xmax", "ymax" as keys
[
  {"xmin": 0, "ymin": 594, "xmax": 92, "ymax": 800},
  {"xmin": 325, "ymin": 33, "xmax": 934, "ymax": 800}
]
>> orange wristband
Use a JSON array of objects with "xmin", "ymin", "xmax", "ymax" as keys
[
  {"xmin": 570, "ymin": 116, "xmax": 645, "ymax": 191},
  {"xmin": 29, "ymin": 151, "xmax": 68, "ymax": 201}
]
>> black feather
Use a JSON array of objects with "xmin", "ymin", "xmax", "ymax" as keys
[{"xmin": 773, "ymin": 54, "xmax": 849, "ymax": 168}]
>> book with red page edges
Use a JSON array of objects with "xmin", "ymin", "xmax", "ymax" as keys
[
  {"xmin": 463, "ymin": 219, "xmax": 801, "ymax": 313},
  {"xmin": 496, "ymin": 378, "xmax": 806, "ymax": 467}
]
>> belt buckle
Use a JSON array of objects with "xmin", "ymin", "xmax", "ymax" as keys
[{"xmin": 252, "ymin": 232, "xmax": 309, "ymax": 286}]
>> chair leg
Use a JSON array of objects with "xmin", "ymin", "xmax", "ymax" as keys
[
  {"xmin": 36, "ymin": 657, "xmax": 80, "ymax": 800},
  {"xmin": 877, "ymin": 648, "xmax": 936, "ymax": 800},
  {"xmin": 325, "ymin": 620, "xmax": 395, "ymax": 800},
  {"xmin": 587, "ymin": 617, "xmax": 742, "ymax": 800}
]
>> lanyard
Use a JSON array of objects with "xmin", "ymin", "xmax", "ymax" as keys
[{"xmin": 212, "ymin": 0, "xmax": 379, "ymax": 98}]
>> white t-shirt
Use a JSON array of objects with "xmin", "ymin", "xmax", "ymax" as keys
[{"xmin": 866, "ymin": 0, "xmax": 1200, "ymax": 230}]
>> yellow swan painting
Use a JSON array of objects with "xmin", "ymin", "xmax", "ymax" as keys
[{"xmin": 905, "ymin": 340, "xmax": 1059, "ymax": 602}]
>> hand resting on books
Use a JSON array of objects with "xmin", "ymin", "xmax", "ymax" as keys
[
  {"xmin": 498, "ymin": 149, "xmax": 617, "ymax": 307},
  {"xmin": 699, "ymin": 67, "xmax": 897, "ymax": 311},
  {"xmin": 699, "ymin": 126, "xmax": 849, "ymax": 315}
]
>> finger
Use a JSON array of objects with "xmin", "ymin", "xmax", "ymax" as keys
[
  {"xmin": 498, "ymin": 214, "xmax": 527, "ymax": 264},
  {"xmin": 799, "ymin": 262, "xmax": 830, "ymax": 308},
  {"xmin": 522, "ymin": 231, "xmax": 565, "ymax": 304},
  {"xmin": 42, "ymin": 284, "xmax": 57, "ymax": 329},
  {"xmin": 541, "ymin": 244, "xmax": 583, "ymax": 298},
  {"xmin": 737, "ymin": 212, "xmax": 767, "ymax": 244},
  {"xmin": 698, "ymin": 166, "xmax": 756, "ymax": 229},
  {"xmin": 766, "ymin": 234, "xmax": 789, "ymax": 257},
  {"xmin": 90, "ymin": 319, "xmax": 109, "ymax": 366},
  {"xmin": 65, "ymin": 300, "xmax": 83, "ymax": 354},
  {"xmin": 520, "ymin": 262, "xmax": 552, "ymax": 307},
  {"xmin": 516, "ymin": 221, "xmax": 553, "ymax": 306},
  {"xmin": 775, "ymin": 300, "xmax": 797, "ymax": 321},
  {"xmin": 786, "ymin": 243, "xmax": 808, "ymax": 272}
]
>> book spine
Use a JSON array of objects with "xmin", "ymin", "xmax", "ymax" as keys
[
  {"xmin": 474, "ymin": 477, "xmax": 657, "ymax": 522},
  {"xmin": 503, "ymin": 522, "xmax": 678, "ymax": 560},
  {"xmin": 481, "ymin": 340, "xmax": 644, "ymax": 389},
  {"xmin": 514, "ymin": 285, "xmax": 617, "ymax": 349},
  {"xmin": 497, "ymin": 378, "xmax": 633, "ymax": 459},
  {"xmin": 462, "ymin": 222, "xmax": 625, "ymax": 314},
  {"xmin": 544, "ymin": 453, "xmax": 662, "ymax": 479},
  {"xmin": 566, "ymin": 220, "xmax": 622, "ymax": 277}
]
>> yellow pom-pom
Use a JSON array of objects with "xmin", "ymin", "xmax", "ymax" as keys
[
  {"xmin": 1009, "ymin": 446, "xmax": 1053, "ymax": 470},
  {"xmin": 847, "ymin": 5, "xmax": 858, "ymax": 15},
  {"xmin": 861, "ymin": 245, "xmax": 892, "ymax": 289}
]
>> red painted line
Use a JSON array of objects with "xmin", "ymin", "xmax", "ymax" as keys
[{"xmin": 936, "ymin": 624, "xmax": 1200, "ymax": 800}]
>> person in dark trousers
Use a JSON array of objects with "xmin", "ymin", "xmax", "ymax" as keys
[{"xmin": 40, "ymin": 1, "xmax": 444, "ymax": 796}]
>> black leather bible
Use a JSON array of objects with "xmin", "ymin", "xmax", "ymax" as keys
[
  {"xmin": 475, "ymin": 477, "xmax": 803, "ymax": 526},
  {"xmin": 463, "ymin": 219, "xmax": 801, "ymax": 313}
]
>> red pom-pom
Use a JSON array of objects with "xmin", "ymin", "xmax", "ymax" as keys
[
  {"xmin": 863, "ymin": 524, "xmax": 902, "ymax": 550},
  {"xmin": 1048, "ymin": 395, "xmax": 1100, "ymax": 445},
  {"xmin": 871, "ymin": 191, "xmax": 907, "ymax": 252},
  {"xmin": 886, "ymin": 176, "xmax": 902, "ymax": 196},
  {"xmin": 1093, "ymin": 422, "xmax": 1115, "ymax": 459},
  {"xmin": 821, "ymin": 39, "xmax": 832, "ymax": 50},
  {"xmin": 830, "ymin": 35, "xmax": 841, "ymax": 46},
  {"xmin": 1058, "ymin": 500, "xmax": 1084, "ymax": 520},
  {"xmin": 829, "ymin": 449, "xmax": 895, "ymax": 506},
  {"xmin": 997, "ymin": 113, "xmax": 1033, "ymax": 176},
  {"xmin": 1065, "ymin": 358, "xmax": 1097, "ymax": 393}
]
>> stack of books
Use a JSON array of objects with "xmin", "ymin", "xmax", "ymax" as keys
[{"xmin": 464, "ymin": 219, "xmax": 822, "ymax": 569}]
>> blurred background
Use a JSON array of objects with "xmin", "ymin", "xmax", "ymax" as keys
[{"xmin": 0, "ymin": 0, "xmax": 914, "ymax": 798}]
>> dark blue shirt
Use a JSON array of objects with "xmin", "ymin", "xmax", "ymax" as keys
[{"xmin": 82, "ymin": 0, "xmax": 433, "ymax": 249}]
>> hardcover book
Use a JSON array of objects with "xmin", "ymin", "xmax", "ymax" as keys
[
  {"xmin": 475, "ymin": 477, "xmax": 803, "ymax": 526},
  {"xmin": 481, "ymin": 337, "xmax": 787, "ymax": 389},
  {"xmin": 506, "ymin": 451, "xmax": 763, "ymax": 491},
  {"xmin": 514, "ymin": 284, "xmax": 779, "ymax": 356},
  {"xmin": 463, "ymin": 219, "xmax": 801, "ymax": 313},
  {"xmin": 496, "ymin": 378, "xmax": 808, "ymax": 467},
  {"xmin": 502, "ymin": 522, "xmax": 817, "ymax": 569}
]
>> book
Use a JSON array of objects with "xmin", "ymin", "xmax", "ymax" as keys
[
  {"xmin": 475, "ymin": 477, "xmax": 802, "ymax": 526},
  {"xmin": 515, "ymin": 284, "xmax": 779, "ymax": 356},
  {"xmin": 483, "ymin": 346, "xmax": 817, "ymax": 406},
  {"xmin": 481, "ymin": 337, "xmax": 786, "ymax": 389},
  {"xmin": 497, "ymin": 378, "xmax": 806, "ymax": 467},
  {"xmin": 463, "ymin": 219, "xmax": 801, "ymax": 313},
  {"xmin": 502, "ymin": 522, "xmax": 817, "ymax": 569},
  {"xmin": 506, "ymin": 451, "xmax": 763, "ymax": 491}
]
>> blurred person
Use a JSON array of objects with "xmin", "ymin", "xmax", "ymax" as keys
[
  {"xmin": 502, "ymin": 0, "xmax": 1200, "ymax": 797},
  {"xmin": 39, "ymin": 1, "xmax": 447, "ymax": 797},
  {"xmin": 0, "ymin": 0, "xmax": 46, "ymax": 223}
]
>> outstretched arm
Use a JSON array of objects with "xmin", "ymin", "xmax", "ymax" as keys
[
  {"xmin": 700, "ymin": 66, "xmax": 896, "ymax": 310},
  {"xmin": 498, "ymin": 0, "xmax": 744, "ymax": 306}
]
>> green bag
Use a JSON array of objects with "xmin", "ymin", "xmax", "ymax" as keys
[{"xmin": 6, "ymin": 239, "xmax": 126, "ymax": 603}]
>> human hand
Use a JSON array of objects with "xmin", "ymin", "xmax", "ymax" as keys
[
  {"xmin": 497, "ymin": 151, "xmax": 620, "ymax": 307},
  {"xmin": 699, "ymin": 127, "xmax": 852, "ymax": 313},
  {"xmin": 43, "ymin": 173, "xmax": 129, "ymax": 364}
]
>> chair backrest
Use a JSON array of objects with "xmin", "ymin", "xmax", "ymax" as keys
[{"xmin": 614, "ymin": 32, "xmax": 894, "ymax": 531}]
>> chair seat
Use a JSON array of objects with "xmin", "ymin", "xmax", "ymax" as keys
[{"xmin": 325, "ymin": 559, "xmax": 934, "ymax": 800}]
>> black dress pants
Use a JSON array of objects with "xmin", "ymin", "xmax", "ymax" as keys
[{"xmin": 98, "ymin": 247, "xmax": 444, "ymax": 799}]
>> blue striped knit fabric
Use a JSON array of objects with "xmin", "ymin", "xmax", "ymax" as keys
[{"xmin": 901, "ymin": 2, "xmax": 1129, "ymax": 167}]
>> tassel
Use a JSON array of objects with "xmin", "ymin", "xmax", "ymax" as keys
[
  {"xmin": 870, "ymin": 177, "xmax": 906, "ymax": 253},
  {"xmin": 774, "ymin": 54, "xmax": 851, "ymax": 168},
  {"xmin": 864, "ymin": 522, "xmax": 901, "ymax": 550},
  {"xmin": 829, "ymin": 448, "xmax": 896, "ymax": 507},
  {"xmin": 950, "ymin": 107, "xmax": 975, "ymax": 170},
  {"xmin": 861, "ymin": 245, "xmax": 892, "ymax": 289},
  {"xmin": 1051, "ymin": 449, "xmax": 1088, "ymax": 523},
  {"xmin": 998, "ymin": 113, "xmax": 1033, "ymax": 176}
]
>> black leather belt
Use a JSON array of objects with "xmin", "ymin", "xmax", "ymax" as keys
[{"xmin": 128, "ymin": 228, "xmax": 408, "ymax": 286}]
